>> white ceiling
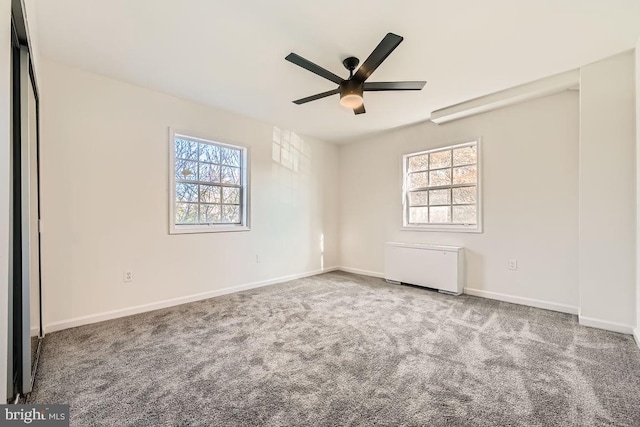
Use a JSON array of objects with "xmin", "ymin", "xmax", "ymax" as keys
[{"xmin": 35, "ymin": 0, "xmax": 640, "ymax": 143}]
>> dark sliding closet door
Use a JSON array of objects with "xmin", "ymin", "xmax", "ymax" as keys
[{"xmin": 7, "ymin": 3, "xmax": 42, "ymax": 402}]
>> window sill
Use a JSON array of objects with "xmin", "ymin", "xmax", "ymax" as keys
[
  {"xmin": 170, "ymin": 225, "xmax": 251, "ymax": 234},
  {"xmin": 401, "ymin": 225, "xmax": 483, "ymax": 234}
]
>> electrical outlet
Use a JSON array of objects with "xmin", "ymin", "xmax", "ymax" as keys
[
  {"xmin": 256, "ymin": 254, "xmax": 261, "ymax": 263},
  {"xmin": 508, "ymin": 259, "xmax": 518, "ymax": 270},
  {"xmin": 123, "ymin": 270, "xmax": 133, "ymax": 282}
]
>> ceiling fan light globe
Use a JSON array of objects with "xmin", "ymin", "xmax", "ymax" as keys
[{"xmin": 340, "ymin": 94, "xmax": 364, "ymax": 109}]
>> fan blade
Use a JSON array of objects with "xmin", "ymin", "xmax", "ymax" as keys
[
  {"xmin": 353, "ymin": 33, "xmax": 403, "ymax": 82},
  {"xmin": 364, "ymin": 81, "xmax": 426, "ymax": 91},
  {"xmin": 354, "ymin": 104, "xmax": 366, "ymax": 115},
  {"xmin": 292, "ymin": 88, "xmax": 340, "ymax": 105},
  {"xmin": 285, "ymin": 53, "xmax": 343, "ymax": 84}
]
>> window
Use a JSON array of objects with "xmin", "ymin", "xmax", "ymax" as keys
[
  {"xmin": 169, "ymin": 130, "xmax": 249, "ymax": 234},
  {"xmin": 403, "ymin": 140, "xmax": 481, "ymax": 232}
]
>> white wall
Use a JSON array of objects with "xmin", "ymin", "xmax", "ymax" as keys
[
  {"xmin": 339, "ymin": 91, "xmax": 580, "ymax": 311},
  {"xmin": 22, "ymin": 0, "xmax": 41, "ymax": 86},
  {"xmin": 579, "ymin": 51, "xmax": 636, "ymax": 330},
  {"xmin": 40, "ymin": 60, "xmax": 339, "ymax": 330},
  {"xmin": 0, "ymin": 0, "xmax": 11, "ymax": 405}
]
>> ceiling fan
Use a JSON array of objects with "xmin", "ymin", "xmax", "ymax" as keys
[{"xmin": 285, "ymin": 33, "xmax": 426, "ymax": 115}]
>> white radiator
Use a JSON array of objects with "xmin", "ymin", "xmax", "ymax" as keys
[{"xmin": 384, "ymin": 242, "xmax": 465, "ymax": 295}]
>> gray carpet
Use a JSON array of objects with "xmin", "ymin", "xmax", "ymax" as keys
[{"xmin": 27, "ymin": 272, "xmax": 640, "ymax": 426}]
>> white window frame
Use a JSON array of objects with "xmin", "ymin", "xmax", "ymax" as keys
[
  {"xmin": 169, "ymin": 128, "xmax": 250, "ymax": 234},
  {"xmin": 402, "ymin": 139, "xmax": 482, "ymax": 233}
]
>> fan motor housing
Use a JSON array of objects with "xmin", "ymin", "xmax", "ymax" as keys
[{"xmin": 340, "ymin": 79, "xmax": 364, "ymax": 99}]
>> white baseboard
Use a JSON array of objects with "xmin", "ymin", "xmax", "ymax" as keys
[
  {"xmin": 44, "ymin": 266, "xmax": 338, "ymax": 335},
  {"xmin": 42, "ymin": 267, "xmax": 636, "ymax": 338},
  {"xmin": 633, "ymin": 328, "xmax": 640, "ymax": 348},
  {"xmin": 579, "ymin": 316, "xmax": 634, "ymax": 335},
  {"xmin": 340, "ymin": 271, "xmax": 581, "ymax": 317},
  {"xmin": 337, "ymin": 266, "xmax": 385, "ymax": 278},
  {"xmin": 463, "ymin": 287, "xmax": 579, "ymax": 315}
]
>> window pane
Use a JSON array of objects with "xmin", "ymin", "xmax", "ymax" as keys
[
  {"xmin": 175, "ymin": 139, "xmax": 198, "ymax": 160},
  {"xmin": 175, "ymin": 159, "xmax": 197, "ymax": 181},
  {"xmin": 222, "ymin": 205, "xmax": 240, "ymax": 223},
  {"xmin": 220, "ymin": 147, "xmax": 241, "ymax": 167},
  {"xmin": 200, "ymin": 204, "xmax": 221, "ymax": 223},
  {"xmin": 430, "ymin": 206, "xmax": 451, "ymax": 223},
  {"xmin": 453, "ymin": 186, "xmax": 476, "ymax": 204},
  {"xmin": 200, "ymin": 185, "xmax": 221, "ymax": 203},
  {"xmin": 453, "ymin": 165, "xmax": 477, "ymax": 185},
  {"xmin": 409, "ymin": 207, "xmax": 429, "ymax": 223},
  {"xmin": 221, "ymin": 166, "xmax": 241, "ymax": 185},
  {"xmin": 403, "ymin": 142, "xmax": 478, "ymax": 229},
  {"xmin": 199, "ymin": 163, "xmax": 221, "ymax": 183},
  {"xmin": 223, "ymin": 187, "xmax": 240, "ymax": 204},
  {"xmin": 409, "ymin": 191, "xmax": 428, "ymax": 206},
  {"xmin": 429, "ymin": 150, "xmax": 452, "ymax": 169},
  {"xmin": 408, "ymin": 172, "xmax": 428, "ymax": 190},
  {"xmin": 408, "ymin": 154, "xmax": 429, "ymax": 172},
  {"xmin": 429, "ymin": 169, "xmax": 451, "ymax": 187},
  {"xmin": 429, "ymin": 189, "xmax": 451, "ymax": 205},
  {"xmin": 175, "ymin": 183, "xmax": 198, "ymax": 202},
  {"xmin": 453, "ymin": 146, "xmax": 477, "ymax": 166},
  {"xmin": 175, "ymin": 203, "xmax": 198, "ymax": 224},
  {"xmin": 453, "ymin": 205, "xmax": 477, "ymax": 224},
  {"xmin": 173, "ymin": 135, "xmax": 248, "ymax": 230},
  {"xmin": 199, "ymin": 143, "xmax": 220, "ymax": 164}
]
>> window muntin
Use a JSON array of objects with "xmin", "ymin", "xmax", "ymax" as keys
[
  {"xmin": 170, "ymin": 132, "xmax": 248, "ymax": 233},
  {"xmin": 403, "ymin": 141, "xmax": 479, "ymax": 231}
]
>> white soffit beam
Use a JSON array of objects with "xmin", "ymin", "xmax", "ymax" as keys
[{"xmin": 430, "ymin": 69, "xmax": 580, "ymax": 124}]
